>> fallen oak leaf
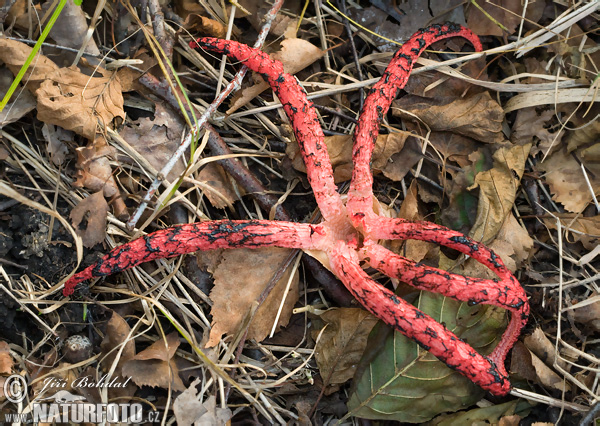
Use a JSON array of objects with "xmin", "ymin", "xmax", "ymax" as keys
[
  {"xmin": 36, "ymin": 66, "xmax": 125, "ymax": 140},
  {"xmin": 122, "ymin": 331, "xmax": 185, "ymax": 392},
  {"xmin": 0, "ymin": 38, "xmax": 59, "ymax": 92},
  {"xmin": 539, "ymin": 147, "xmax": 600, "ymax": 213}
]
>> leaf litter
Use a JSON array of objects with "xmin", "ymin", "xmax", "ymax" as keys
[{"xmin": 0, "ymin": 0, "xmax": 598, "ymax": 423}]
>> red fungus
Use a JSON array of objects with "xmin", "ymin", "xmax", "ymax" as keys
[{"xmin": 64, "ymin": 24, "xmax": 528, "ymax": 396}]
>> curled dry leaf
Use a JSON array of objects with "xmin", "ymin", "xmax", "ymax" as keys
[
  {"xmin": 174, "ymin": 381, "xmax": 233, "ymax": 426},
  {"xmin": 36, "ymin": 66, "xmax": 125, "ymax": 140},
  {"xmin": 122, "ymin": 331, "xmax": 185, "ymax": 392},
  {"xmin": 226, "ymin": 38, "xmax": 324, "ymax": 115},
  {"xmin": 539, "ymin": 147, "xmax": 600, "ymax": 213},
  {"xmin": 207, "ymin": 247, "xmax": 299, "ymax": 347},
  {"xmin": 0, "ymin": 38, "xmax": 59, "ymax": 92},
  {"xmin": 570, "ymin": 297, "xmax": 600, "ymax": 331},
  {"xmin": 183, "ymin": 14, "xmax": 227, "ymax": 38},
  {"xmin": 311, "ymin": 308, "xmax": 378, "ymax": 386},
  {"xmin": 70, "ymin": 191, "xmax": 109, "ymax": 248},
  {"xmin": 468, "ymin": 143, "xmax": 531, "ymax": 244},
  {"xmin": 197, "ymin": 162, "xmax": 239, "ymax": 209},
  {"xmin": 428, "ymin": 132, "xmax": 480, "ymax": 168},
  {"xmin": 394, "ymin": 182, "xmax": 436, "ymax": 263},
  {"xmin": 74, "ymin": 142, "xmax": 119, "ymax": 197},
  {"xmin": 120, "ymin": 103, "xmax": 187, "ymax": 181},
  {"xmin": 120, "ymin": 103, "xmax": 237, "ymax": 208},
  {"xmin": 393, "ymin": 92, "xmax": 505, "ymax": 144}
]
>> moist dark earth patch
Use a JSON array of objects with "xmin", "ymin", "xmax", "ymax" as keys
[{"xmin": 0, "ymin": 200, "xmax": 78, "ymax": 343}]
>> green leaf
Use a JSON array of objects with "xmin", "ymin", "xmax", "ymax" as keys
[
  {"xmin": 347, "ymin": 292, "xmax": 507, "ymax": 422},
  {"xmin": 429, "ymin": 399, "xmax": 534, "ymax": 425}
]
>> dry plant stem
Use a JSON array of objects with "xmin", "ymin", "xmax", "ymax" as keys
[
  {"xmin": 337, "ymin": 0, "xmax": 364, "ymax": 110},
  {"xmin": 126, "ymin": 0, "xmax": 284, "ymax": 230},
  {"xmin": 65, "ymin": 23, "xmax": 529, "ymax": 397}
]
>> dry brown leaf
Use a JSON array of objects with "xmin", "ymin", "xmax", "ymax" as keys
[
  {"xmin": 539, "ymin": 147, "xmax": 599, "ymax": 213},
  {"xmin": 122, "ymin": 332, "xmax": 185, "ymax": 391},
  {"xmin": 542, "ymin": 214, "xmax": 600, "ymax": 251},
  {"xmin": 226, "ymin": 38, "xmax": 324, "ymax": 114},
  {"xmin": 31, "ymin": 362, "xmax": 79, "ymax": 395},
  {"xmin": 36, "ymin": 67, "xmax": 124, "ymax": 140},
  {"xmin": 465, "ymin": 0, "xmax": 525, "ymax": 36},
  {"xmin": 512, "ymin": 108, "xmax": 560, "ymax": 156},
  {"xmin": 5, "ymin": 0, "xmax": 38, "ymax": 31},
  {"xmin": 570, "ymin": 297, "xmax": 600, "ymax": 331},
  {"xmin": 120, "ymin": 103, "xmax": 187, "ymax": 181},
  {"xmin": 311, "ymin": 308, "xmax": 378, "ymax": 385},
  {"xmin": 0, "ymin": 341, "xmax": 13, "ymax": 375},
  {"xmin": 524, "ymin": 328, "xmax": 568, "ymax": 371},
  {"xmin": 510, "ymin": 342, "xmax": 571, "ymax": 393},
  {"xmin": 174, "ymin": 0, "xmax": 205, "ymax": 19},
  {"xmin": 183, "ymin": 14, "xmax": 227, "ymax": 38},
  {"xmin": 120, "ymin": 103, "xmax": 237, "ymax": 207},
  {"xmin": 567, "ymin": 119, "xmax": 600, "ymax": 159},
  {"xmin": 0, "ymin": 67, "xmax": 36, "ymax": 126},
  {"xmin": 469, "ymin": 143, "xmax": 531, "ymax": 244},
  {"xmin": 428, "ymin": 132, "xmax": 480, "ymax": 168},
  {"xmin": 42, "ymin": 124, "xmax": 71, "ymax": 166},
  {"xmin": 393, "ymin": 92, "xmax": 505, "ymax": 144},
  {"xmin": 174, "ymin": 381, "xmax": 233, "ymax": 426},
  {"xmin": 460, "ymin": 213, "xmax": 533, "ymax": 280},
  {"xmin": 207, "ymin": 247, "xmax": 299, "ymax": 347},
  {"xmin": 395, "ymin": 181, "xmax": 435, "ymax": 263},
  {"xmin": 45, "ymin": 0, "xmax": 100, "ymax": 57},
  {"xmin": 0, "ymin": 38, "xmax": 59, "ymax": 92},
  {"xmin": 405, "ymin": 56, "xmax": 489, "ymax": 100},
  {"xmin": 198, "ymin": 162, "xmax": 239, "ymax": 209},
  {"xmin": 70, "ymin": 191, "xmax": 109, "ymax": 248},
  {"xmin": 288, "ymin": 132, "xmax": 412, "ymax": 183},
  {"xmin": 115, "ymin": 51, "xmax": 158, "ymax": 93},
  {"xmin": 100, "ymin": 311, "xmax": 136, "ymax": 372},
  {"xmin": 74, "ymin": 142, "xmax": 119, "ymax": 197}
]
